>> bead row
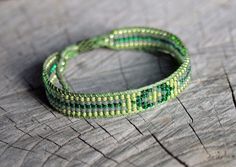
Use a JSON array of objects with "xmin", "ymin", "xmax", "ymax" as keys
[{"xmin": 42, "ymin": 27, "xmax": 191, "ymax": 118}]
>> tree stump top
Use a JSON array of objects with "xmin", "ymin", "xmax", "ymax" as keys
[{"xmin": 0, "ymin": 0, "xmax": 236, "ymax": 166}]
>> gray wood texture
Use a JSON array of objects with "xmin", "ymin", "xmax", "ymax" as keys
[{"xmin": 0, "ymin": 0, "xmax": 236, "ymax": 166}]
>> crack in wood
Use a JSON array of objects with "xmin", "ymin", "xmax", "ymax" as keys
[
  {"xmin": 126, "ymin": 160, "xmax": 139, "ymax": 167},
  {"xmin": 96, "ymin": 122, "xmax": 119, "ymax": 142},
  {"xmin": 0, "ymin": 139, "xmax": 35, "ymax": 154},
  {"xmin": 84, "ymin": 118, "xmax": 96, "ymax": 129},
  {"xmin": 137, "ymin": 113, "xmax": 148, "ymax": 123},
  {"xmin": 4, "ymin": 115, "xmax": 16, "ymax": 124},
  {"xmin": 70, "ymin": 126, "xmax": 81, "ymax": 135},
  {"xmin": 212, "ymin": 103, "xmax": 228, "ymax": 158},
  {"xmin": 38, "ymin": 134, "xmax": 62, "ymax": 148},
  {"xmin": 0, "ymin": 105, "xmax": 7, "ymax": 112},
  {"xmin": 43, "ymin": 133, "xmax": 82, "ymax": 167},
  {"xmin": 41, "ymin": 135, "xmax": 80, "ymax": 167},
  {"xmin": 15, "ymin": 125, "xmax": 33, "ymax": 138},
  {"xmin": 44, "ymin": 150, "xmax": 69, "ymax": 162},
  {"xmin": 176, "ymin": 97, "xmax": 194, "ymax": 123},
  {"xmin": 223, "ymin": 68, "xmax": 236, "ymax": 110},
  {"xmin": 126, "ymin": 118, "xmax": 144, "ymax": 136},
  {"xmin": 19, "ymin": 138, "xmax": 45, "ymax": 167},
  {"xmin": 78, "ymin": 135, "xmax": 119, "ymax": 164},
  {"xmin": 42, "ymin": 123, "xmax": 57, "ymax": 132},
  {"xmin": 66, "ymin": 117, "xmax": 73, "ymax": 124},
  {"xmin": 188, "ymin": 123, "xmax": 210, "ymax": 157},
  {"xmin": 150, "ymin": 133, "xmax": 188, "ymax": 167},
  {"xmin": 137, "ymin": 113, "xmax": 156, "ymax": 132}
]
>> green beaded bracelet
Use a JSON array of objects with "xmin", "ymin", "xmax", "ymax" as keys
[{"xmin": 42, "ymin": 27, "xmax": 191, "ymax": 118}]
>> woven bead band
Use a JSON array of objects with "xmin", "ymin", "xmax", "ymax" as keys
[{"xmin": 42, "ymin": 27, "xmax": 191, "ymax": 118}]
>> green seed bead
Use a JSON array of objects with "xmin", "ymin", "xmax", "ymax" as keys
[
  {"xmin": 77, "ymin": 111, "xmax": 81, "ymax": 117},
  {"xmin": 82, "ymin": 112, "xmax": 87, "ymax": 117},
  {"xmin": 110, "ymin": 110, "xmax": 115, "ymax": 116},
  {"xmin": 93, "ymin": 111, "xmax": 98, "ymax": 117},
  {"xmin": 99, "ymin": 111, "xmax": 104, "ymax": 117},
  {"xmin": 88, "ymin": 112, "xmax": 92, "ymax": 118},
  {"xmin": 105, "ymin": 111, "xmax": 109, "ymax": 117}
]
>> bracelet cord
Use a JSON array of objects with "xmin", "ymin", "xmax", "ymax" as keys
[{"xmin": 42, "ymin": 27, "xmax": 191, "ymax": 118}]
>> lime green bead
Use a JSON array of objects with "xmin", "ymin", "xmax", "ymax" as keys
[
  {"xmin": 99, "ymin": 111, "xmax": 104, "ymax": 117},
  {"xmin": 82, "ymin": 112, "xmax": 87, "ymax": 117},
  {"xmin": 110, "ymin": 110, "xmax": 115, "ymax": 116},
  {"xmin": 93, "ymin": 111, "xmax": 98, "ymax": 117},
  {"xmin": 88, "ymin": 112, "xmax": 92, "ymax": 118}
]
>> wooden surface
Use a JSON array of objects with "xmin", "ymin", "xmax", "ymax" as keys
[{"xmin": 0, "ymin": 0, "xmax": 236, "ymax": 166}]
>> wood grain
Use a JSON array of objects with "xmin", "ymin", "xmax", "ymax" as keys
[{"xmin": 0, "ymin": 0, "xmax": 236, "ymax": 166}]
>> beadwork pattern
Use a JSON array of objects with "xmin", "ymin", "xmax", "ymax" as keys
[{"xmin": 42, "ymin": 27, "xmax": 191, "ymax": 118}]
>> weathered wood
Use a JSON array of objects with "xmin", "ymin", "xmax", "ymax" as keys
[{"xmin": 0, "ymin": 0, "xmax": 236, "ymax": 166}]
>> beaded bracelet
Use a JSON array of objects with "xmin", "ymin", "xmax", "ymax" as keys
[{"xmin": 42, "ymin": 27, "xmax": 191, "ymax": 118}]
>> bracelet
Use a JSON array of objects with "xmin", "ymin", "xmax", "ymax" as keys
[{"xmin": 42, "ymin": 27, "xmax": 191, "ymax": 118}]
